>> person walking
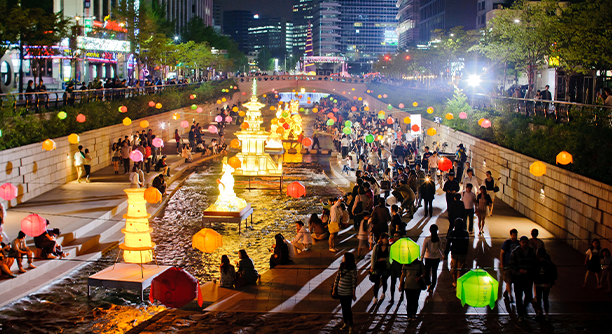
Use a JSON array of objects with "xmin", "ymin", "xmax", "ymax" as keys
[
  {"xmin": 421, "ymin": 224, "xmax": 444, "ymax": 293},
  {"xmin": 111, "ymin": 143, "xmax": 121, "ymax": 174},
  {"xmin": 509, "ymin": 236, "xmax": 537, "ymax": 322},
  {"xmin": 476, "ymin": 186, "xmax": 492, "ymax": 235},
  {"xmin": 328, "ymin": 197, "xmax": 343, "ymax": 252},
  {"xmin": 428, "ymin": 151, "xmax": 439, "ymax": 185},
  {"xmin": 332, "ymin": 252, "xmax": 357, "ymax": 333},
  {"xmin": 462, "ymin": 184, "xmax": 477, "ymax": 234},
  {"xmin": 534, "ymin": 248, "xmax": 557, "ymax": 317},
  {"xmin": 121, "ymin": 141, "xmax": 132, "ymax": 174},
  {"xmin": 420, "ymin": 173, "xmax": 435, "ymax": 217},
  {"xmin": 74, "ymin": 145, "xmax": 85, "ymax": 183},
  {"xmin": 482, "ymin": 171, "xmax": 500, "ymax": 216},
  {"xmin": 399, "ymin": 255, "xmax": 425, "ymax": 321},
  {"xmin": 444, "ymin": 218, "xmax": 469, "ymax": 287},
  {"xmin": 584, "ymin": 238, "xmax": 602, "ymax": 288},
  {"xmin": 174, "ymin": 129, "xmax": 182, "ymax": 155},
  {"xmin": 370, "ymin": 233, "xmax": 391, "ymax": 304},
  {"xmin": 83, "ymin": 148, "xmax": 93, "ymax": 183},
  {"xmin": 500, "ymin": 229, "xmax": 520, "ymax": 303}
]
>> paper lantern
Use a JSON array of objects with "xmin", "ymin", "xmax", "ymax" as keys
[
  {"xmin": 228, "ymin": 156, "xmax": 242, "ymax": 169},
  {"xmin": 383, "ymin": 94, "xmax": 388, "ymax": 98},
  {"xmin": 156, "ymin": 103, "xmax": 163, "ymax": 109},
  {"xmin": 123, "ymin": 117, "xmax": 132, "ymax": 126},
  {"xmin": 239, "ymin": 111, "xmax": 246, "ymax": 117},
  {"xmin": 242, "ymin": 92, "xmax": 246, "ymax": 95},
  {"xmin": 459, "ymin": 112, "xmax": 467, "ymax": 119},
  {"xmin": 196, "ymin": 107, "xmax": 203, "ymax": 113},
  {"xmin": 302, "ymin": 137, "xmax": 312, "ymax": 147},
  {"xmin": 283, "ymin": 122, "xmax": 290, "ymax": 130},
  {"xmin": 365, "ymin": 134, "xmax": 374, "ymax": 143},
  {"xmin": 68, "ymin": 133, "xmax": 80, "ymax": 144},
  {"xmin": 263, "ymin": 94, "xmax": 267, "ymax": 97},
  {"xmin": 353, "ymin": 96, "xmax": 357, "ymax": 100},
  {"xmin": 287, "ymin": 181, "xmax": 306, "ymax": 198},
  {"xmin": 413, "ymin": 102, "xmax": 418, "ymax": 107},
  {"xmin": 173, "ymin": 113, "xmax": 180, "ymax": 120},
  {"xmin": 76, "ymin": 114, "xmax": 86, "ymax": 123},
  {"xmin": 209, "ymin": 125, "xmax": 218, "ymax": 133},
  {"xmin": 0, "ymin": 183, "xmax": 18, "ymax": 201},
  {"xmin": 281, "ymin": 112, "xmax": 289, "ymax": 118},
  {"xmin": 222, "ymin": 97, "xmax": 227, "ymax": 102},
  {"xmin": 343, "ymin": 127, "xmax": 352, "ymax": 134},
  {"xmin": 390, "ymin": 238, "xmax": 420, "ymax": 264},
  {"xmin": 387, "ymin": 105, "xmax": 393, "ymax": 110},
  {"xmin": 232, "ymin": 107, "xmax": 238, "ymax": 112},
  {"xmin": 191, "ymin": 104, "xmax": 197, "ymax": 110},
  {"xmin": 478, "ymin": 118, "xmax": 485, "ymax": 126},
  {"xmin": 148, "ymin": 101, "xmax": 155, "ymax": 107},
  {"xmin": 378, "ymin": 95, "xmax": 382, "ymax": 98},
  {"xmin": 229, "ymin": 139, "xmax": 240, "ymax": 149},
  {"xmin": 529, "ymin": 161, "xmax": 546, "ymax": 177},
  {"xmin": 351, "ymin": 106, "xmax": 357, "ymax": 112},
  {"xmin": 438, "ymin": 157, "xmax": 452, "ymax": 172},
  {"xmin": 240, "ymin": 122, "xmax": 249, "ymax": 130},
  {"xmin": 378, "ymin": 113, "xmax": 385, "ymax": 120},
  {"xmin": 190, "ymin": 94, "xmax": 196, "ymax": 99},
  {"xmin": 446, "ymin": 113, "xmax": 454, "ymax": 120},
  {"xmin": 217, "ymin": 99, "xmax": 222, "ymax": 104},
  {"xmin": 456, "ymin": 269, "xmax": 499, "ymax": 309},
  {"xmin": 342, "ymin": 91, "xmax": 346, "ymax": 95},
  {"xmin": 42, "ymin": 139, "xmax": 56, "ymax": 151},
  {"xmin": 271, "ymin": 118, "xmax": 278, "ymax": 125},
  {"xmin": 387, "ymin": 117, "xmax": 394, "ymax": 125},
  {"xmin": 121, "ymin": 189, "xmax": 154, "ymax": 263},
  {"xmin": 215, "ymin": 115, "xmax": 223, "ymax": 122},
  {"xmin": 556, "ymin": 151, "xmax": 573, "ymax": 165},
  {"xmin": 225, "ymin": 116, "xmax": 232, "ymax": 123},
  {"xmin": 21, "ymin": 214, "xmax": 47, "ymax": 237},
  {"xmin": 276, "ymin": 126, "xmax": 285, "ymax": 134},
  {"xmin": 345, "ymin": 120, "xmax": 353, "ymax": 128},
  {"xmin": 119, "ymin": 106, "xmax": 128, "ymax": 113},
  {"xmin": 427, "ymin": 127, "xmax": 437, "ymax": 136},
  {"xmin": 130, "ymin": 150, "xmax": 144, "ymax": 162},
  {"xmin": 364, "ymin": 106, "xmax": 370, "ymax": 111},
  {"xmin": 326, "ymin": 119, "xmax": 335, "ymax": 126},
  {"xmin": 57, "ymin": 111, "xmax": 67, "ymax": 119},
  {"xmin": 399, "ymin": 103, "xmax": 405, "ymax": 108},
  {"xmin": 481, "ymin": 119, "xmax": 491, "ymax": 128},
  {"xmin": 403, "ymin": 117, "xmax": 411, "ymax": 124},
  {"xmin": 312, "ymin": 108, "xmax": 318, "ymax": 113},
  {"xmin": 377, "ymin": 135, "xmax": 384, "ymax": 141},
  {"xmin": 152, "ymin": 137, "xmax": 164, "ymax": 148},
  {"xmin": 144, "ymin": 187, "xmax": 162, "ymax": 204},
  {"xmin": 180, "ymin": 120, "xmax": 189, "ymax": 128},
  {"xmin": 193, "ymin": 228, "xmax": 223, "ymax": 253},
  {"xmin": 140, "ymin": 120, "xmax": 149, "ymax": 128},
  {"xmin": 427, "ymin": 107, "xmax": 434, "ymax": 114},
  {"xmin": 411, "ymin": 124, "xmax": 420, "ymax": 132}
]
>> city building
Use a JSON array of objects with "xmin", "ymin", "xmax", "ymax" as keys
[
  {"xmin": 212, "ymin": 0, "xmax": 222, "ymax": 31},
  {"xmin": 285, "ymin": 22, "xmax": 295, "ymax": 55},
  {"xmin": 223, "ymin": 10, "xmax": 253, "ymax": 51},
  {"xmin": 396, "ymin": 0, "xmax": 420, "ymax": 49},
  {"xmin": 158, "ymin": 0, "xmax": 213, "ymax": 33},
  {"xmin": 311, "ymin": 0, "xmax": 341, "ymax": 56},
  {"xmin": 292, "ymin": 0, "xmax": 314, "ymax": 56},
  {"xmin": 248, "ymin": 17, "xmax": 284, "ymax": 54},
  {"xmin": 419, "ymin": 0, "xmax": 477, "ymax": 43}
]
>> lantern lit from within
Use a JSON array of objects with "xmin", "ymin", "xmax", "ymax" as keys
[
  {"xmin": 208, "ymin": 125, "xmax": 218, "ymax": 133},
  {"xmin": 130, "ymin": 150, "xmax": 143, "ymax": 162},
  {"xmin": 427, "ymin": 127, "xmax": 437, "ymax": 136},
  {"xmin": 287, "ymin": 181, "xmax": 306, "ymax": 198},
  {"xmin": 120, "ymin": 189, "xmax": 155, "ymax": 264},
  {"xmin": 123, "ymin": 117, "xmax": 132, "ymax": 126},
  {"xmin": 228, "ymin": 156, "xmax": 241, "ymax": 169},
  {"xmin": 456, "ymin": 269, "xmax": 499, "ymax": 309},
  {"xmin": 413, "ymin": 102, "xmax": 418, "ymax": 107},
  {"xmin": 438, "ymin": 157, "xmax": 452, "ymax": 172},
  {"xmin": 180, "ymin": 120, "xmax": 189, "ymax": 128},
  {"xmin": 427, "ymin": 107, "xmax": 434, "ymax": 114},
  {"xmin": 68, "ymin": 133, "xmax": 80, "ymax": 144},
  {"xmin": 556, "ymin": 151, "xmax": 573, "ymax": 165},
  {"xmin": 459, "ymin": 112, "xmax": 467, "ymax": 119},
  {"xmin": 152, "ymin": 138, "xmax": 164, "ymax": 148},
  {"xmin": 172, "ymin": 113, "xmax": 180, "ymax": 120},
  {"xmin": 196, "ymin": 107, "xmax": 203, "ymax": 113},
  {"xmin": 215, "ymin": 115, "xmax": 223, "ymax": 122},
  {"xmin": 21, "ymin": 214, "xmax": 47, "ymax": 237},
  {"xmin": 302, "ymin": 137, "xmax": 312, "ymax": 146},
  {"xmin": 478, "ymin": 118, "xmax": 485, "ymax": 126},
  {"xmin": 529, "ymin": 161, "xmax": 546, "ymax": 177},
  {"xmin": 383, "ymin": 94, "xmax": 388, "ymax": 98},
  {"xmin": 0, "ymin": 183, "xmax": 18, "ymax": 201},
  {"xmin": 225, "ymin": 116, "xmax": 232, "ymax": 123},
  {"xmin": 390, "ymin": 238, "xmax": 420, "ymax": 264},
  {"xmin": 365, "ymin": 134, "xmax": 374, "ymax": 143},
  {"xmin": 387, "ymin": 105, "xmax": 393, "ymax": 110},
  {"xmin": 144, "ymin": 187, "xmax": 162, "ymax": 204},
  {"xmin": 192, "ymin": 228, "xmax": 223, "ymax": 253},
  {"xmin": 191, "ymin": 104, "xmax": 197, "ymax": 110},
  {"xmin": 239, "ymin": 111, "xmax": 246, "ymax": 117},
  {"xmin": 140, "ymin": 120, "xmax": 149, "ymax": 128},
  {"xmin": 241, "ymin": 122, "xmax": 249, "ymax": 130},
  {"xmin": 148, "ymin": 101, "xmax": 155, "ymax": 107},
  {"xmin": 150, "ymin": 267, "xmax": 203, "ymax": 308},
  {"xmin": 403, "ymin": 117, "xmax": 411, "ymax": 124},
  {"xmin": 387, "ymin": 117, "xmax": 394, "ymax": 125},
  {"xmin": 156, "ymin": 103, "xmax": 162, "ymax": 109},
  {"xmin": 327, "ymin": 119, "xmax": 334, "ymax": 126},
  {"xmin": 205, "ymin": 159, "xmax": 247, "ymax": 211},
  {"xmin": 230, "ymin": 139, "xmax": 241, "ymax": 149},
  {"xmin": 446, "ymin": 113, "xmax": 454, "ymax": 120},
  {"xmin": 57, "ymin": 111, "xmax": 67, "ymax": 119},
  {"xmin": 399, "ymin": 103, "xmax": 405, "ymax": 108},
  {"xmin": 119, "ymin": 106, "xmax": 128, "ymax": 113},
  {"xmin": 481, "ymin": 119, "xmax": 491, "ymax": 128},
  {"xmin": 42, "ymin": 139, "xmax": 56, "ymax": 151},
  {"xmin": 411, "ymin": 124, "xmax": 420, "ymax": 132},
  {"xmin": 76, "ymin": 114, "xmax": 86, "ymax": 123}
]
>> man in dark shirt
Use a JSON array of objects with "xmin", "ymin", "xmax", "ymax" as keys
[
  {"xmin": 509, "ymin": 236, "xmax": 537, "ymax": 321},
  {"xmin": 421, "ymin": 146, "xmax": 432, "ymax": 170},
  {"xmin": 444, "ymin": 218, "xmax": 469, "ymax": 287},
  {"xmin": 442, "ymin": 171, "xmax": 460, "ymax": 208},
  {"xmin": 448, "ymin": 193, "xmax": 465, "ymax": 232},
  {"xmin": 389, "ymin": 204, "xmax": 406, "ymax": 236}
]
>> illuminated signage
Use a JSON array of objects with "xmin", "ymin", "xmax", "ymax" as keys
[{"xmin": 76, "ymin": 36, "xmax": 130, "ymax": 52}]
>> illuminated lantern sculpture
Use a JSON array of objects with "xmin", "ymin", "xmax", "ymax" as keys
[
  {"xmin": 387, "ymin": 117, "xmax": 394, "ymax": 125},
  {"xmin": 76, "ymin": 114, "xmax": 86, "ymax": 123},
  {"xmin": 130, "ymin": 150, "xmax": 144, "ymax": 162},
  {"xmin": 399, "ymin": 103, "xmax": 405, "ymax": 108},
  {"xmin": 427, "ymin": 127, "xmax": 437, "ymax": 136},
  {"xmin": 180, "ymin": 120, "xmax": 189, "ymax": 128},
  {"xmin": 57, "ymin": 111, "xmax": 67, "ymax": 119},
  {"xmin": 225, "ymin": 116, "xmax": 232, "ymax": 123},
  {"xmin": 0, "ymin": 183, "xmax": 18, "ymax": 201},
  {"xmin": 302, "ymin": 137, "xmax": 312, "ymax": 147},
  {"xmin": 390, "ymin": 238, "xmax": 420, "ymax": 264},
  {"xmin": 411, "ymin": 124, "xmax": 420, "ymax": 132},
  {"xmin": 144, "ymin": 187, "xmax": 162, "ymax": 204},
  {"xmin": 456, "ymin": 269, "xmax": 499, "ymax": 309},
  {"xmin": 239, "ymin": 111, "xmax": 246, "ymax": 117},
  {"xmin": 193, "ymin": 228, "xmax": 223, "ymax": 253},
  {"xmin": 173, "ymin": 113, "xmax": 180, "ymax": 120},
  {"xmin": 478, "ymin": 118, "xmax": 485, "ymax": 126},
  {"xmin": 119, "ymin": 106, "xmax": 128, "ymax": 113},
  {"xmin": 556, "ymin": 151, "xmax": 573, "ymax": 165},
  {"xmin": 140, "ymin": 120, "xmax": 149, "ymax": 128},
  {"xmin": 240, "ymin": 122, "xmax": 249, "ymax": 130},
  {"xmin": 156, "ymin": 103, "xmax": 162, "ymax": 109},
  {"xmin": 68, "ymin": 133, "xmax": 80, "ymax": 144},
  {"xmin": 150, "ymin": 267, "xmax": 203, "ymax": 308},
  {"xmin": 152, "ymin": 137, "xmax": 164, "ymax": 148},
  {"xmin": 123, "ymin": 117, "xmax": 132, "ymax": 126},
  {"xmin": 403, "ymin": 117, "xmax": 411, "ymax": 124},
  {"xmin": 42, "ymin": 139, "xmax": 56, "ymax": 151},
  {"xmin": 21, "ymin": 214, "xmax": 47, "ymax": 237},
  {"xmin": 276, "ymin": 126, "xmax": 285, "ymax": 135},
  {"xmin": 459, "ymin": 112, "xmax": 468, "ymax": 119},
  {"xmin": 228, "ymin": 156, "xmax": 242, "ymax": 169},
  {"xmin": 481, "ymin": 119, "xmax": 491, "ymax": 128},
  {"xmin": 120, "ymin": 189, "xmax": 155, "ymax": 263},
  {"xmin": 530, "ymin": 161, "xmax": 546, "ymax": 177},
  {"xmin": 427, "ymin": 107, "xmax": 434, "ymax": 114},
  {"xmin": 230, "ymin": 139, "xmax": 241, "ymax": 149},
  {"xmin": 282, "ymin": 122, "xmax": 290, "ymax": 130},
  {"xmin": 365, "ymin": 134, "xmax": 374, "ymax": 143},
  {"xmin": 287, "ymin": 181, "xmax": 306, "ymax": 198},
  {"xmin": 438, "ymin": 157, "xmax": 453, "ymax": 172},
  {"xmin": 209, "ymin": 125, "xmax": 218, "ymax": 133},
  {"xmin": 446, "ymin": 113, "xmax": 454, "ymax": 120},
  {"xmin": 191, "ymin": 104, "xmax": 197, "ymax": 110},
  {"xmin": 215, "ymin": 115, "xmax": 223, "ymax": 122},
  {"xmin": 148, "ymin": 101, "xmax": 155, "ymax": 107}
]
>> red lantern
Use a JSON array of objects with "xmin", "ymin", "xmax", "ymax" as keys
[
  {"xmin": 438, "ymin": 157, "xmax": 453, "ymax": 172},
  {"xmin": 76, "ymin": 114, "xmax": 86, "ymax": 123},
  {"xmin": 411, "ymin": 124, "xmax": 420, "ymax": 132},
  {"xmin": 120, "ymin": 106, "xmax": 128, "ymax": 113},
  {"xmin": 302, "ymin": 137, "xmax": 313, "ymax": 147},
  {"xmin": 148, "ymin": 101, "xmax": 155, "ymax": 107},
  {"xmin": 0, "ymin": 183, "xmax": 18, "ymax": 201},
  {"xmin": 287, "ymin": 181, "xmax": 306, "ymax": 198},
  {"xmin": 387, "ymin": 117, "xmax": 394, "ymax": 125},
  {"xmin": 351, "ymin": 106, "xmax": 357, "ymax": 111},
  {"xmin": 149, "ymin": 267, "xmax": 203, "ymax": 308},
  {"xmin": 327, "ymin": 112, "xmax": 334, "ymax": 118},
  {"xmin": 353, "ymin": 96, "xmax": 357, "ymax": 100},
  {"xmin": 242, "ymin": 92, "xmax": 246, "ymax": 95},
  {"xmin": 282, "ymin": 122, "xmax": 290, "ymax": 129},
  {"xmin": 21, "ymin": 214, "xmax": 47, "ymax": 237}
]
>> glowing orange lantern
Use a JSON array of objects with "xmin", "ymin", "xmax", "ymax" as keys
[
  {"xmin": 228, "ymin": 156, "xmax": 242, "ymax": 169},
  {"xmin": 276, "ymin": 127, "xmax": 285, "ymax": 135},
  {"xmin": 230, "ymin": 139, "xmax": 241, "ymax": 149},
  {"xmin": 302, "ymin": 137, "xmax": 313, "ymax": 147},
  {"xmin": 21, "ymin": 213, "xmax": 47, "ymax": 237},
  {"xmin": 438, "ymin": 157, "xmax": 453, "ymax": 172},
  {"xmin": 68, "ymin": 133, "xmax": 80, "ymax": 144},
  {"xmin": 312, "ymin": 108, "xmax": 318, "ymax": 113},
  {"xmin": 76, "ymin": 114, "xmax": 86, "ymax": 123},
  {"xmin": 144, "ymin": 187, "xmax": 162, "ymax": 204},
  {"xmin": 148, "ymin": 101, "xmax": 155, "ymax": 107},
  {"xmin": 530, "ymin": 161, "xmax": 546, "ymax": 177},
  {"xmin": 193, "ymin": 228, "xmax": 223, "ymax": 253},
  {"xmin": 364, "ymin": 106, "xmax": 369, "ymax": 111},
  {"xmin": 287, "ymin": 181, "xmax": 306, "ymax": 198},
  {"xmin": 239, "ymin": 111, "xmax": 246, "ymax": 117},
  {"xmin": 351, "ymin": 106, "xmax": 357, "ymax": 111},
  {"xmin": 403, "ymin": 117, "xmax": 411, "ymax": 124},
  {"xmin": 446, "ymin": 113, "xmax": 454, "ymax": 120},
  {"xmin": 270, "ymin": 106, "xmax": 276, "ymax": 111},
  {"xmin": 387, "ymin": 117, "xmax": 394, "ymax": 124},
  {"xmin": 427, "ymin": 127, "xmax": 437, "ymax": 136},
  {"xmin": 556, "ymin": 151, "xmax": 573, "ymax": 165},
  {"xmin": 478, "ymin": 118, "xmax": 485, "ymax": 126},
  {"xmin": 156, "ymin": 103, "xmax": 162, "ymax": 109},
  {"xmin": 241, "ymin": 122, "xmax": 250, "ymax": 130},
  {"xmin": 149, "ymin": 267, "xmax": 203, "ymax": 308},
  {"xmin": 0, "ymin": 183, "xmax": 18, "ymax": 201},
  {"xmin": 119, "ymin": 106, "xmax": 128, "ymax": 113},
  {"xmin": 42, "ymin": 139, "xmax": 56, "ymax": 151},
  {"xmin": 413, "ymin": 102, "xmax": 418, "ymax": 107},
  {"xmin": 123, "ymin": 117, "xmax": 132, "ymax": 126},
  {"xmin": 140, "ymin": 120, "xmax": 149, "ymax": 128},
  {"xmin": 232, "ymin": 107, "xmax": 238, "ymax": 111}
]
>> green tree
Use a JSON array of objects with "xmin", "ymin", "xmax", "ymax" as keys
[{"xmin": 256, "ymin": 47, "xmax": 272, "ymax": 72}]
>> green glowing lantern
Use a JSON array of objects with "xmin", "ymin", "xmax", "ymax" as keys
[
  {"xmin": 191, "ymin": 104, "xmax": 197, "ymax": 110},
  {"xmin": 345, "ymin": 120, "xmax": 352, "ymax": 128},
  {"xmin": 456, "ymin": 269, "xmax": 499, "ymax": 309},
  {"xmin": 281, "ymin": 112, "xmax": 289, "ymax": 118},
  {"xmin": 300, "ymin": 107, "xmax": 305, "ymax": 111},
  {"xmin": 389, "ymin": 237, "xmax": 420, "ymax": 264},
  {"xmin": 365, "ymin": 134, "xmax": 374, "ymax": 143},
  {"xmin": 327, "ymin": 119, "xmax": 335, "ymax": 126},
  {"xmin": 378, "ymin": 113, "xmax": 385, "ymax": 120},
  {"xmin": 57, "ymin": 111, "xmax": 67, "ymax": 120},
  {"xmin": 343, "ymin": 127, "xmax": 352, "ymax": 134},
  {"xmin": 387, "ymin": 104, "xmax": 393, "ymax": 110}
]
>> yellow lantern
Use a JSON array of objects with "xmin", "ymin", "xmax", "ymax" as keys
[
  {"xmin": 140, "ymin": 120, "xmax": 149, "ymax": 128},
  {"xmin": 239, "ymin": 111, "xmax": 246, "ymax": 117},
  {"xmin": 413, "ymin": 102, "xmax": 418, "ymax": 107},
  {"xmin": 123, "ymin": 117, "xmax": 132, "ymax": 126},
  {"xmin": 228, "ymin": 156, "xmax": 242, "ymax": 169},
  {"xmin": 478, "ymin": 118, "xmax": 485, "ymax": 126},
  {"xmin": 173, "ymin": 113, "xmax": 180, "ymax": 120},
  {"xmin": 232, "ymin": 107, "xmax": 238, "ymax": 111},
  {"xmin": 427, "ymin": 107, "xmax": 434, "ymax": 114},
  {"xmin": 271, "ymin": 118, "xmax": 278, "ymax": 125},
  {"xmin": 120, "ymin": 189, "xmax": 154, "ymax": 263},
  {"xmin": 446, "ymin": 113, "xmax": 454, "ymax": 120},
  {"xmin": 556, "ymin": 151, "xmax": 573, "ymax": 165},
  {"xmin": 230, "ymin": 139, "xmax": 241, "ymax": 149},
  {"xmin": 364, "ymin": 106, "xmax": 369, "ymax": 111},
  {"xmin": 271, "ymin": 106, "xmax": 276, "ymax": 111},
  {"xmin": 427, "ymin": 127, "xmax": 437, "ymax": 136},
  {"xmin": 216, "ymin": 100, "xmax": 221, "ymax": 104},
  {"xmin": 358, "ymin": 97, "xmax": 362, "ymax": 101},
  {"xmin": 222, "ymin": 97, "xmax": 227, "ymax": 102},
  {"xmin": 42, "ymin": 139, "xmax": 56, "ymax": 151},
  {"xmin": 312, "ymin": 108, "xmax": 318, "ymax": 113},
  {"xmin": 68, "ymin": 133, "xmax": 80, "ymax": 144},
  {"xmin": 378, "ymin": 94, "xmax": 382, "ymax": 98},
  {"xmin": 530, "ymin": 161, "xmax": 546, "ymax": 177},
  {"xmin": 155, "ymin": 103, "xmax": 162, "ymax": 109},
  {"xmin": 263, "ymin": 94, "xmax": 267, "ymax": 97},
  {"xmin": 192, "ymin": 228, "xmax": 223, "ymax": 253},
  {"xmin": 144, "ymin": 187, "xmax": 162, "ymax": 204}
]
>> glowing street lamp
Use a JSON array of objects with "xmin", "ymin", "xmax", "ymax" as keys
[{"xmin": 467, "ymin": 74, "xmax": 481, "ymax": 87}]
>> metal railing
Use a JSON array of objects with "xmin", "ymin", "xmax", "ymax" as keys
[{"xmin": 237, "ymin": 75, "xmax": 370, "ymax": 84}]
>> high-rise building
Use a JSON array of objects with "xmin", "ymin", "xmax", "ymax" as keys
[
  {"xmin": 285, "ymin": 22, "xmax": 295, "ymax": 55},
  {"xmin": 212, "ymin": 0, "xmax": 222, "ymax": 31},
  {"xmin": 396, "ymin": 0, "xmax": 420, "ymax": 49},
  {"xmin": 248, "ymin": 17, "xmax": 284, "ymax": 54},
  {"xmin": 292, "ymin": 0, "xmax": 314, "ymax": 56},
  {"xmin": 158, "ymin": 0, "xmax": 213, "ymax": 34},
  {"xmin": 311, "ymin": 0, "xmax": 341, "ymax": 56},
  {"xmin": 419, "ymin": 0, "xmax": 477, "ymax": 43},
  {"xmin": 223, "ymin": 10, "xmax": 253, "ymax": 51}
]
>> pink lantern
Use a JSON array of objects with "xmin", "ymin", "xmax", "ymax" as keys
[
  {"xmin": 152, "ymin": 137, "xmax": 164, "ymax": 148},
  {"xmin": 225, "ymin": 116, "xmax": 232, "ymax": 123},
  {"xmin": 459, "ymin": 112, "xmax": 467, "ymax": 119},
  {"xmin": 215, "ymin": 115, "xmax": 223, "ymax": 122},
  {"xmin": 399, "ymin": 103, "xmax": 405, "ymax": 108},
  {"xmin": 21, "ymin": 214, "xmax": 47, "ymax": 237},
  {"xmin": 481, "ymin": 119, "xmax": 492, "ymax": 128},
  {"xmin": 180, "ymin": 120, "xmax": 190, "ymax": 128},
  {"xmin": 0, "ymin": 183, "xmax": 18, "ymax": 201},
  {"xmin": 130, "ymin": 150, "xmax": 144, "ymax": 162},
  {"xmin": 208, "ymin": 125, "xmax": 218, "ymax": 133},
  {"xmin": 196, "ymin": 107, "xmax": 203, "ymax": 113}
]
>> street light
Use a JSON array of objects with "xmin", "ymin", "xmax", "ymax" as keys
[
  {"xmin": 514, "ymin": 19, "xmax": 520, "ymax": 23},
  {"xmin": 467, "ymin": 74, "xmax": 481, "ymax": 87},
  {"xmin": 174, "ymin": 36, "xmax": 179, "ymax": 41}
]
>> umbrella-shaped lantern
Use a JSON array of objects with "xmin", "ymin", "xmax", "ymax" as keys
[
  {"xmin": 192, "ymin": 228, "xmax": 223, "ymax": 253},
  {"xmin": 149, "ymin": 267, "xmax": 203, "ymax": 308},
  {"xmin": 390, "ymin": 238, "xmax": 420, "ymax": 264},
  {"xmin": 287, "ymin": 181, "xmax": 306, "ymax": 198},
  {"xmin": 456, "ymin": 268, "xmax": 499, "ymax": 309}
]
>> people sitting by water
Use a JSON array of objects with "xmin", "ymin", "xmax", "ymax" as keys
[
  {"xmin": 270, "ymin": 233, "xmax": 290, "ymax": 269},
  {"xmin": 152, "ymin": 174, "xmax": 167, "ymax": 195},
  {"xmin": 234, "ymin": 249, "xmax": 259, "ymax": 288},
  {"xmin": 292, "ymin": 221, "xmax": 313, "ymax": 253},
  {"xmin": 309, "ymin": 213, "xmax": 328, "ymax": 241},
  {"xmin": 0, "ymin": 234, "xmax": 16, "ymax": 278},
  {"xmin": 10, "ymin": 231, "xmax": 36, "ymax": 273},
  {"xmin": 182, "ymin": 144, "xmax": 193, "ymax": 163},
  {"xmin": 155, "ymin": 155, "xmax": 170, "ymax": 177},
  {"xmin": 129, "ymin": 165, "xmax": 143, "ymax": 188},
  {"xmin": 219, "ymin": 254, "xmax": 235, "ymax": 288},
  {"xmin": 34, "ymin": 223, "xmax": 66, "ymax": 259},
  {"xmin": 342, "ymin": 156, "xmax": 354, "ymax": 175}
]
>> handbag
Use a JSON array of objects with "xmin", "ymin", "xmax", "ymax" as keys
[
  {"xmin": 494, "ymin": 185, "xmax": 500, "ymax": 193},
  {"xmin": 331, "ymin": 273, "xmax": 340, "ymax": 299},
  {"xmin": 368, "ymin": 270, "xmax": 379, "ymax": 283}
]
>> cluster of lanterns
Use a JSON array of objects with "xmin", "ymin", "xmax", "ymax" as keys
[{"xmin": 529, "ymin": 151, "xmax": 573, "ymax": 177}]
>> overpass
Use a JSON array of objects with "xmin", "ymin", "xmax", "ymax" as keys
[{"xmin": 235, "ymin": 75, "xmax": 369, "ymax": 96}]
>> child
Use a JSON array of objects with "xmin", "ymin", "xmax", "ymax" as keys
[
  {"xmin": 584, "ymin": 238, "xmax": 602, "ymax": 288},
  {"xmin": 356, "ymin": 212, "xmax": 371, "ymax": 259},
  {"xmin": 599, "ymin": 248, "xmax": 611, "ymax": 292}
]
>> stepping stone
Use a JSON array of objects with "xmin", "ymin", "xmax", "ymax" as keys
[
  {"xmin": 288, "ymin": 148, "xmax": 297, "ymax": 154},
  {"xmin": 321, "ymin": 149, "xmax": 330, "ymax": 155},
  {"xmin": 310, "ymin": 149, "xmax": 318, "ymax": 154},
  {"xmin": 300, "ymin": 149, "xmax": 308, "ymax": 154}
]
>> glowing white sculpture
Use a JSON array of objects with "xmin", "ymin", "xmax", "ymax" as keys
[{"xmin": 205, "ymin": 160, "xmax": 247, "ymax": 212}]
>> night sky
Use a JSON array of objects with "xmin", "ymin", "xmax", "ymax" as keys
[{"xmin": 221, "ymin": 0, "xmax": 294, "ymax": 20}]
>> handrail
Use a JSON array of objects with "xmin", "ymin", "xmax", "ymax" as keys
[{"xmin": 236, "ymin": 75, "xmax": 370, "ymax": 84}]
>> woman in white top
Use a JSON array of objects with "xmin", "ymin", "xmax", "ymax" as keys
[
  {"xmin": 462, "ymin": 168, "xmax": 478, "ymax": 192},
  {"xmin": 421, "ymin": 224, "xmax": 444, "ymax": 292},
  {"xmin": 428, "ymin": 152, "xmax": 440, "ymax": 185},
  {"xmin": 129, "ymin": 165, "xmax": 143, "ymax": 188}
]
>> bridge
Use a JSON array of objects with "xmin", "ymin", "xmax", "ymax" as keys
[{"xmin": 235, "ymin": 75, "xmax": 370, "ymax": 96}]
